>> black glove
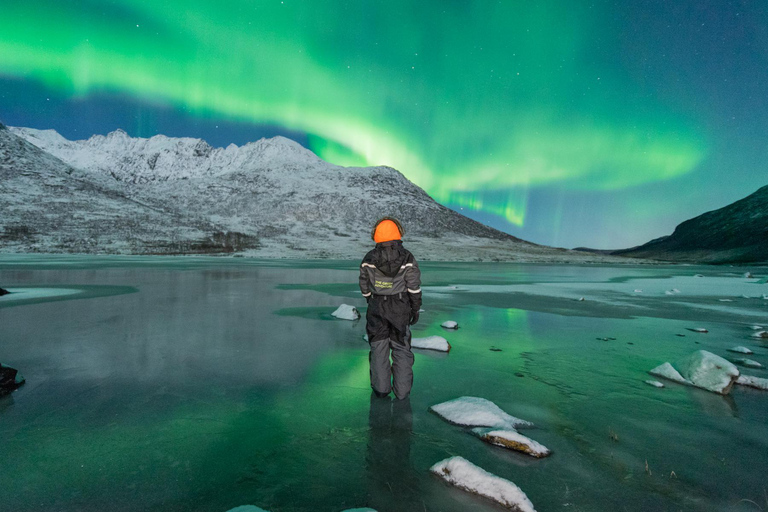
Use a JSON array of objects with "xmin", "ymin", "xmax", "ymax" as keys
[
  {"xmin": 366, "ymin": 295, "xmax": 371, "ymax": 304},
  {"xmin": 409, "ymin": 310, "xmax": 420, "ymax": 325}
]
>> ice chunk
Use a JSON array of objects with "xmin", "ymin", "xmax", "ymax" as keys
[
  {"xmin": 736, "ymin": 374, "xmax": 768, "ymax": 390},
  {"xmin": 441, "ymin": 320, "xmax": 459, "ymax": 329},
  {"xmin": 675, "ymin": 350, "xmax": 740, "ymax": 394},
  {"xmin": 649, "ymin": 362, "xmax": 689, "ymax": 385},
  {"xmin": 430, "ymin": 456, "xmax": 536, "ymax": 512},
  {"xmin": 331, "ymin": 304, "xmax": 360, "ymax": 320},
  {"xmin": 727, "ymin": 346, "xmax": 754, "ymax": 354},
  {"xmin": 645, "ymin": 380, "xmax": 665, "ymax": 388},
  {"xmin": 734, "ymin": 358, "xmax": 763, "ymax": 369},
  {"xmin": 412, "ymin": 336, "xmax": 451, "ymax": 352},
  {"xmin": 430, "ymin": 396, "xmax": 533, "ymax": 429},
  {"xmin": 752, "ymin": 331, "xmax": 768, "ymax": 339},
  {"xmin": 471, "ymin": 428, "xmax": 551, "ymax": 458},
  {"xmin": 225, "ymin": 506, "xmax": 270, "ymax": 512}
]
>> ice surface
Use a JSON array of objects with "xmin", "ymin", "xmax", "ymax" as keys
[
  {"xmin": 225, "ymin": 506, "xmax": 270, "ymax": 512},
  {"xmin": 430, "ymin": 456, "xmax": 536, "ymax": 512},
  {"xmin": 675, "ymin": 351, "xmax": 740, "ymax": 394},
  {"xmin": 412, "ymin": 336, "xmax": 451, "ymax": 352},
  {"xmin": 727, "ymin": 346, "xmax": 754, "ymax": 354},
  {"xmin": 645, "ymin": 380, "xmax": 665, "ymax": 388},
  {"xmin": 331, "ymin": 304, "xmax": 360, "ymax": 320},
  {"xmin": 441, "ymin": 320, "xmax": 459, "ymax": 329},
  {"xmin": 471, "ymin": 427, "xmax": 551, "ymax": 458},
  {"xmin": 649, "ymin": 362, "xmax": 689, "ymax": 385},
  {"xmin": 430, "ymin": 397, "xmax": 533, "ymax": 429},
  {"xmin": 340, "ymin": 509, "xmax": 377, "ymax": 512},
  {"xmin": 736, "ymin": 375, "xmax": 768, "ymax": 390}
]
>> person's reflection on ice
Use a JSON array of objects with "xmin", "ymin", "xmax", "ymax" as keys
[{"xmin": 365, "ymin": 392, "xmax": 419, "ymax": 512}]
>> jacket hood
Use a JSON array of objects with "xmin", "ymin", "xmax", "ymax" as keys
[{"xmin": 373, "ymin": 240, "xmax": 408, "ymax": 277}]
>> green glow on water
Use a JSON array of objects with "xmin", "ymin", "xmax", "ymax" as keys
[{"xmin": 0, "ymin": 1, "xmax": 707, "ymax": 229}]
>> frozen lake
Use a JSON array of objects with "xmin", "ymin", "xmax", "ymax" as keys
[{"xmin": 1, "ymin": 255, "xmax": 767, "ymax": 512}]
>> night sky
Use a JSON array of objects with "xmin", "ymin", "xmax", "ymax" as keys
[{"xmin": 1, "ymin": 1, "xmax": 766, "ymax": 249}]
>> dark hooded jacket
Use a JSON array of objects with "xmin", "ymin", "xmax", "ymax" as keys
[{"xmin": 359, "ymin": 240, "xmax": 422, "ymax": 314}]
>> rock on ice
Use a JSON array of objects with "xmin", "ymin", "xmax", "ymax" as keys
[
  {"xmin": 331, "ymin": 304, "xmax": 360, "ymax": 320},
  {"xmin": 430, "ymin": 396, "xmax": 533, "ymax": 429},
  {"xmin": 471, "ymin": 428, "xmax": 551, "ymax": 458},
  {"xmin": 736, "ymin": 374, "xmax": 768, "ymax": 390},
  {"xmin": 675, "ymin": 350, "xmax": 740, "ymax": 394},
  {"xmin": 430, "ymin": 456, "xmax": 536, "ymax": 512},
  {"xmin": 441, "ymin": 320, "xmax": 459, "ymax": 329},
  {"xmin": 412, "ymin": 336, "xmax": 451, "ymax": 352},
  {"xmin": 727, "ymin": 346, "xmax": 754, "ymax": 354},
  {"xmin": 645, "ymin": 380, "xmax": 665, "ymax": 388},
  {"xmin": 752, "ymin": 331, "xmax": 768, "ymax": 339}
]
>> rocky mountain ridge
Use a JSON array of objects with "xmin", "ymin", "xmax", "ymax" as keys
[{"xmin": 2, "ymin": 124, "xmax": 619, "ymax": 261}]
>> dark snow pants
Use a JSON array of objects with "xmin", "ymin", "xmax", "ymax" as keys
[{"xmin": 366, "ymin": 294, "xmax": 414, "ymax": 400}]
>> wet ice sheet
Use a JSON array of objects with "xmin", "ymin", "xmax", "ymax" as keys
[{"xmin": 1, "ymin": 258, "xmax": 767, "ymax": 512}]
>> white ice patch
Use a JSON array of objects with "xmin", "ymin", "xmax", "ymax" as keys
[
  {"xmin": 0, "ymin": 287, "xmax": 82, "ymax": 301},
  {"xmin": 727, "ymin": 346, "xmax": 754, "ymax": 354},
  {"xmin": 649, "ymin": 362, "xmax": 689, "ymax": 385},
  {"xmin": 441, "ymin": 320, "xmax": 459, "ymax": 329},
  {"xmin": 675, "ymin": 350, "xmax": 740, "ymax": 394},
  {"xmin": 331, "ymin": 304, "xmax": 360, "ymax": 320},
  {"xmin": 736, "ymin": 374, "xmax": 768, "ymax": 390},
  {"xmin": 752, "ymin": 331, "xmax": 768, "ymax": 339},
  {"xmin": 751, "ymin": 325, "xmax": 764, "ymax": 330},
  {"xmin": 430, "ymin": 396, "xmax": 533, "ymax": 430},
  {"xmin": 734, "ymin": 358, "xmax": 763, "ymax": 369},
  {"xmin": 471, "ymin": 427, "xmax": 551, "ymax": 458},
  {"xmin": 430, "ymin": 456, "xmax": 536, "ymax": 512},
  {"xmin": 645, "ymin": 380, "xmax": 665, "ymax": 388},
  {"xmin": 412, "ymin": 336, "xmax": 451, "ymax": 352}
]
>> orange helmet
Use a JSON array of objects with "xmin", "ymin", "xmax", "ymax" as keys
[{"xmin": 371, "ymin": 217, "xmax": 404, "ymax": 243}]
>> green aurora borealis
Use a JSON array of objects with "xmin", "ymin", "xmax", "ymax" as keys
[{"xmin": 1, "ymin": 1, "xmax": 766, "ymax": 248}]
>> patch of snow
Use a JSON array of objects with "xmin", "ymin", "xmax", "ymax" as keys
[
  {"xmin": 645, "ymin": 380, "xmax": 665, "ymax": 388},
  {"xmin": 430, "ymin": 396, "xmax": 533, "ymax": 430},
  {"xmin": 0, "ymin": 287, "xmax": 82, "ymax": 301},
  {"xmin": 736, "ymin": 374, "xmax": 768, "ymax": 390},
  {"xmin": 727, "ymin": 346, "xmax": 754, "ymax": 354},
  {"xmin": 471, "ymin": 428, "xmax": 551, "ymax": 458},
  {"xmin": 412, "ymin": 336, "xmax": 451, "ymax": 352},
  {"xmin": 734, "ymin": 358, "xmax": 763, "ymax": 369},
  {"xmin": 634, "ymin": 289, "xmax": 643, "ymax": 293},
  {"xmin": 430, "ymin": 456, "xmax": 536, "ymax": 512},
  {"xmin": 675, "ymin": 350, "xmax": 740, "ymax": 394},
  {"xmin": 331, "ymin": 304, "xmax": 360, "ymax": 321},
  {"xmin": 649, "ymin": 362, "xmax": 689, "ymax": 385},
  {"xmin": 751, "ymin": 325, "xmax": 764, "ymax": 330},
  {"xmin": 441, "ymin": 321, "xmax": 459, "ymax": 329}
]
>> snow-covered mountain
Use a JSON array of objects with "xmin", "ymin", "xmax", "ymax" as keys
[{"xmin": 2, "ymin": 124, "xmax": 612, "ymax": 261}]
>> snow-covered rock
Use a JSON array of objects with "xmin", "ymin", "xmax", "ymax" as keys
[
  {"xmin": 430, "ymin": 397, "xmax": 533, "ymax": 430},
  {"xmin": 752, "ymin": 331, "xmax": 768, "ymax": 339},
  {"xmin": 331, "ymin": 304, "xmax": 360, "ymax": 320},
  {"xmin": 649, "ymin": 362, "xmax": 689, "ymax": 385},
  {"xmin": 430, "ymin": 456, "xmax": 536, "ymax": 512},
  {"xmin": 734, "ymin": 358, "xmax": 763, "ymax": 369},
  {"xmin": 727, "ymin": 346, "xmax": 754, "ymax": 354},
  {"xmin": 471, "ymin": 428, "xmax": 551, "ymax": 458},
  {"xmin": 675, "ymin": 350, "xmax": 740, "ymax": 394},
  {"xmin": 412, "ymin": 336, "xmax": 451, "ymax": 352},
  {"xmin": 736, "ymin": 374, "xmax": 768, "ymax": 390},
  {"xmin": 441, "ymin": 321, "xmax": 459, "ymax": 329},
  {"xmin": 645, "ymin": 380, "xmax": 665, "ymax": 388}
]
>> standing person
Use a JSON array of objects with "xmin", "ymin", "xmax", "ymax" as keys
[{"xmin": 359, "ymin": 217, "xmax": 422, "ymax": 400}]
